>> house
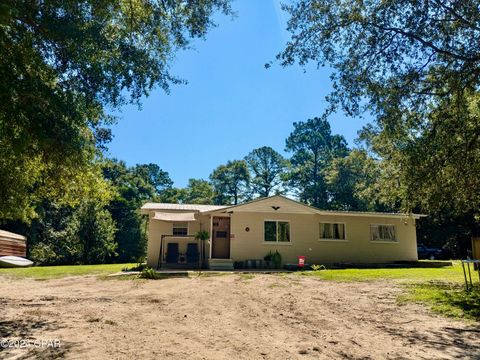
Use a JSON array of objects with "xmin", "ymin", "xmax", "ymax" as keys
[
  {"xmin": 141, "ymin": 195, "xmax": 422, "ymax": 270},
  {"xmin": 0, "ymin": 230, "xmax": 27, "ymax": 257}
]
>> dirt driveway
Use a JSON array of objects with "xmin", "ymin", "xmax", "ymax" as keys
[{"xmin": 0, "ymin": 273, "xmax": 479, "ymax": 359}]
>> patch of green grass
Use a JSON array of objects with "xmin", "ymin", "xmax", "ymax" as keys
[
  {"xmin": 302, "ymin": 262, "xmax": 464, "ymax": 283},
  {"xmin": 0, "ymin": 263, "xmax": 136, "ymax": 279},
  {"xmin": 399, "ymin": 283, "xmax": 480, "ymax": 321},
  {"xmin": 303, "ymin": 262, "xmax": 480, "ymax": 321}
]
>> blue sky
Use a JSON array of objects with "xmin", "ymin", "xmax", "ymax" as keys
[{"xmin": 107, "ymin": 1, "xmax": 370, "ymax": 187}]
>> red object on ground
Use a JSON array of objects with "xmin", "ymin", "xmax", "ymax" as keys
[{"xmin": 297, "ymin": 256, "xmax": 305, "ymax": 267}]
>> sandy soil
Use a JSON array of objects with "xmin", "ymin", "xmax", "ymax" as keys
[{"xmin": 0, "ymin": 273, "xmax": 479, "ymax": 359}]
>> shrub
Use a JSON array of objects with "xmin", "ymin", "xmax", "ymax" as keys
[
  {"xmin": 271, "ymin": 250, "xmax": 282, "ymax": 269},
  {"xmin": 122, "ymin": 263, "xmax": 146, "ymax": 272},
  {"xmin": 139, "ymin": 267, "xmax": 159, "ymax": 279},
  {"xmin": 264, "ymin": 251, "xmax": 273, "ymax": 261},
  {"xmin": 29, "ymin": 243, "xmax": 57, "ymax": 265},
  {"xmin": 195, "ymin": 230, "xmax": 209, "ymax": 241}
]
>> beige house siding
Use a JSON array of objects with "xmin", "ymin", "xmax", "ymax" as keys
[
  {"xmin": 229, "ymin": 212, "xmax": 417, "ymax": 264},
  {"xmin": 143, "ymin": 196, "xmax": 420, "ymax": 267},
  {"xmin": 146, "ymin": 212, "xmax": 211, "ymax": 268}
]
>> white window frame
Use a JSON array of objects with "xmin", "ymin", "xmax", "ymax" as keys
[
  {"xmin": 318, "ymin": 222, "xmax": 348, "ymax": 242},
  {"xmin": 172, "ymin": 222, "xmax": 189, "ymax": 237},
  {"xmin": 370, "ymin": 224, "xmax": 397, "ymax": 243},
  {"xmin": 263, "ymin": 220, "xmax": 292, "ymax": 245}
]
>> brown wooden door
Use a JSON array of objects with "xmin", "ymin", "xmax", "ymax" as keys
[{"xmin": 212, "ymin": 217, "xmax": 230, "ymax": 259}]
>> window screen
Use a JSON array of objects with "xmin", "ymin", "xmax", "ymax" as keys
[{"xmin": 172, "ymin": 222, "xmax": 188, "ymax": 236}]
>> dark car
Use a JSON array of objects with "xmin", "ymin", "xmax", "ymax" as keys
[{"xmin": 417, "ymin": 244, "xmax": 443, "ymax": 260}]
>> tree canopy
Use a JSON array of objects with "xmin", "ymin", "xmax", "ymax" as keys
[
  {"xmin": 210, "ymin": 160, "xmax": 250, "ymax": 205},
  {"xmin": 277, "ymin": 0, "xmax": 480, "ymax": 216},
  {"xmin": 159, "ymin": 178, "xmax": 215, "ymax": 205},
  {"xmin": 285, "ymin": 117, "xmax": 348, "ymax": 208},
  {"xmin": 0, "ymin": 0, "xmax": 231, "ymax": 221},
  {"xmin": 278, "ymin": 0, "xmax": 480, "ymax": 118},
  {"xmin": 245, "ymin": 146, "xmax": 288, "ymax": 197},
  {"xmin": 101, "ymin": 159, "xmax": 173, "ymax": 262}
]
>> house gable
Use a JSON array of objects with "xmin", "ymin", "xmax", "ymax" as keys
[{"xmin": 207, "ymin": 195, "xmax": 320, "ymax": 215}]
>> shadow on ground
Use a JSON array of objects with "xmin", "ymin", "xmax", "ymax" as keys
[
  {"xmin": 0, "ymin": 318, "xmax": 76, "ymax": 359},
  {"xmin": 379, "ymin": 323, "xmax": 480, "ymax": 359}
]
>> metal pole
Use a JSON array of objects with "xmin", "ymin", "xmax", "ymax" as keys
[
  {"xmin": 478, "ymin": 261, "xmax": 480, "ymax": 283},
  {"xmin": 157, "ymin": 235, "xmax": 164, "ymax": 270},
  {"xmin": 467, "ymin": 261, "xmax": 473, "ymax": 290},
  {"xmin": 462, "ymin": 261, "xmax": 469, "ymax": 291}
]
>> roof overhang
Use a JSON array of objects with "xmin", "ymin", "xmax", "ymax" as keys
[
  {"xmin": 315, "ymin": 211, "xmax": 425, "ymax": 219},
  {"xmin": 153, "ymin": 212, "xmax": 197, "ymax": 222},
  {"xmin": 201, "ymin": 195, "xmax": 425, "ymax": 219},
  {"xmin": 0, "ymin": 230, "xmax": 26, "ymax": 241}
]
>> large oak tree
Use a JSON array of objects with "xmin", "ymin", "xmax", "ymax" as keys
[
  {"xmin": 0, "ymin": 0, "xmax": 231, "ymax": 220},
  {"xmin": 277, "ymin": 0, "xmax": 480, "ymax": 215}
]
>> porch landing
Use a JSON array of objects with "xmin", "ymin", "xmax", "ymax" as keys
[
  {"xmin": 208, "ymin": 258, "xmax": 234, "ymax": 270},
  {"xmin": 154, "ymin": 269, "xmax": 290, "ymax": 275}
]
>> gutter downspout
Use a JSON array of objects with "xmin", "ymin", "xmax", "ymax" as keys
[
  {"xmin": 157, "ymin": 235, "xmax": 164, "ymax": 270},
  {"xmin": 209, "ymin": 215, "xmax": 213, "ymax": 262}
]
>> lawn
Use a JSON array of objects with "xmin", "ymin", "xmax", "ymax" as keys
[
  {"xmin": 0, "ymin": 263, "xmax": 136, "ymax": 279},
  {"xmin": 303, "ymin": 262, "xmax": 480, "ymax": 321},
  {"xmin": 300, "ymin": 261, "xmax": 465, "ymax": 283}
]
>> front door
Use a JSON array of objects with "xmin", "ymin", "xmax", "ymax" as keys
[{"xmin": 212, "ymin": 217, "xmax": 230, "ymax": 259}]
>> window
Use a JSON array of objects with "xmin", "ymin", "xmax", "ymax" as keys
[
  {"xmin": 370, "ymin": 225, "xmax": 396, "ymax": 242},
  {"xmin": 215, "ymin": 231, "xmax": 227, "ymax": 238},
  {"xmin": 264, "ymin": 221, "xmax": 290, "ymax": 242},
  {"xmin": 319, "ymin": 223, "xmax": 346, "ymax": 240},
  {"xmin": 172, "ymin": 222, "xmax": 188, "ymax": 236}
]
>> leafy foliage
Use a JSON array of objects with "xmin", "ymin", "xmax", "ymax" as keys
[
  {"xmin": 324, "ymin": 150, "xmax": 389, "ymax": 211},
  {"xmin": 159, "ymin": 178, "xmax": 215, "ymax": 204},
  {"xmin": 277, "ymin": 0, "xmax": 480, "ymax": 219},
  {"xmin": 210, "ymin": 160, "xmax": 250, "ymax": 205},
  {"xmin": 285, "ymin": 117, "xmax": 348, "ymax": 208},
  {"xmin": 27, "ymin": 198, "xmax": 116, "ymax": 265},
  {"xmin": 102, "ymin": 158, "xmax": 173, "ymax": 262},
  {"xmin": 310, "ymin": 264, "xmax": 326, "ymax": 271},
  {"xmin": 271, "ymin": 250, "xmax": 282, "ymax": 269},
  {"xmin": 195, "ymin": 230, "xmax": 210, "ymax": 269},
  {"xmin": 360, "ymin": 92, "xmax": 480, "ymax": 215},
  {"xmin": 183, "ymin": 179, "xmax": 215, "ymax": 204},
  {"xmin": 416, "ymin": 211, "xmax": 480, "ymax": 258},
  {"xmin": 195, "ymin": 230, "xmax": 210, "ymax": 242},
  {"xmin": 139, "ymin": 267, "xmax": 160, "ymax": 279},
  {"xmin": 0, "ymin": 0, "xmax": 231, "ymax": 221},
  {"xmin": 245, "ymin": 146, "xmax": 288, "ymax": 197},
  {"xmin": 278, "ymin": 0, "xmax": 480, "ymax": 119}
]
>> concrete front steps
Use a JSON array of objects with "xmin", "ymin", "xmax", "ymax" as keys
[{"xmin": 208, "ymin": 258, "xmax": 234, "ymax": 270}]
